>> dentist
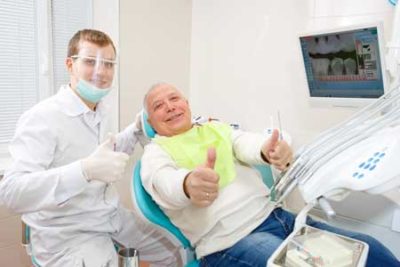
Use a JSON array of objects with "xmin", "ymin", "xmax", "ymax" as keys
[{"xmin": 0, "ymin": 29, "xmax": 179, "ymax": 267}]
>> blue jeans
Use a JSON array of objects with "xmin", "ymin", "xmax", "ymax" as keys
[{"xmin": 200, "ymin": 208, "xmax": 400, "ymax": 267}]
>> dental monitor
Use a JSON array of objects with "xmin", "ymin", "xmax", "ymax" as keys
[{"xmin": 299, "ymin": 23, "xmax": 388, "ymax": 107}]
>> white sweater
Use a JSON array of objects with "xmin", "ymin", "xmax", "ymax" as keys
[{"xmin": 141, "ymin": 129, "xmax": 277, "ymax": 258}]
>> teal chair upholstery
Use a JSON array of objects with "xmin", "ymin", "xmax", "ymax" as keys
[
  {"xmin": 254, "ymin": 164, "xmax": 276, "ymax": 200},
  {"xmin": 22, "ymin": 222, "xmax": 40, "ymax": 267},
  {"xmin": 132, "ymin": 160, "xmax": 199, "ymax": 267}
]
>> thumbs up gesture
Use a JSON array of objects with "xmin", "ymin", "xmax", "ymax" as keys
[
  {"xmin": 81, "ymin": 134, "xmax": 129, "ymax": 183},
  {"xmin": 183, "ymin": 147, "xmax": 219, "ymax": 207},
  {"xmin": 261, "ymin": 129, "xmax": 293, "ymax": 171}
]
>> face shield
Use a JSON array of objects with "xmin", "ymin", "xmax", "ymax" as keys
[{"xmin": 71, "ymin": 50, "xmax": 117, "ymax": 103}]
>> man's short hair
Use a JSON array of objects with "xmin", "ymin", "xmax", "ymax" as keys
[
  {"xmin": 143, "ymin": 82, "xmax": 168, "ymax": 114},
  {"xmin": 67, "ymin": 29, "xmax": 116, "ymax": 57}
]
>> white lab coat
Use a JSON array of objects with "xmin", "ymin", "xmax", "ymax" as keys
[{"xmin": 0, "ymin": 85, "xmax": 181, "ymax": 267}]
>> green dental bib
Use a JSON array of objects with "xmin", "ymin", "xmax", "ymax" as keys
[{"xmin": 154, "ymin": 122, "xmax": 236, "ymax": 188}]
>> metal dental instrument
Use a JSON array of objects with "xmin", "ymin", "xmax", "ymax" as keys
[{"xmin": 277, "ymin": 110, "xmax": 283, "ymax": 140}]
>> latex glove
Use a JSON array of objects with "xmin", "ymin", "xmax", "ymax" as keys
[
  {"xmin": 183, "ymin": 147, "xmax": 219, "ymax": 207},
  {"xmin": 261, "ymin": 129, "xmax": 293, "ymax": 171},
  {"xmin": 81, "ymin": 135, "xmax": 129, "ymax": 183},
  {"xmin": 134, "ymin": 111, "xmax": 143, "ymax": 132},
  {"xmin": 135, "ymin": 110, "xmax": 151, "ymax": 147}
]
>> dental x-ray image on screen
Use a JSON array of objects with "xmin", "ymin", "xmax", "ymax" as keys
[{"xmin": 299, "ymin": 23, "xmax": 387, "ymax": 107}]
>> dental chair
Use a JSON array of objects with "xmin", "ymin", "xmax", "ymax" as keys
[
  {"xmin": 132, "ymin": 160, "xmax": 199, "ymax": 267},
  {"xmin": 131, "ymin": 160, "xmax": 276, "ymax": 267},
  {"xmin": 132, "ymin": 111, "xmax": 277, "ymax": 266},
  {"xmin": 22, "ymin": 222, "xmax": 40, "ymax": 267}
]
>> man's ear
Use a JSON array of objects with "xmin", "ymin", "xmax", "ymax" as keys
[
  {"xmin": 147, "ymin": 116, "xmax": 156, "ymax": 131},
  {"xmin": 65, "ymin": 57, "xmax": 73, "ymax": 73}
]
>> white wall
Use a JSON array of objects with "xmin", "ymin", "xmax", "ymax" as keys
[
  {"xmin": 190, "ymin": 0, "xmax": 400, "ymax": 257},
  {"xmin": 190, "ymin": 0, "xmax": 394, "ymax": 145}
]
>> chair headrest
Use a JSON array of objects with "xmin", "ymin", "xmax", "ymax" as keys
[{"xmin": 141, "ymin": 110, "xmax": 156, "ymax": 138}]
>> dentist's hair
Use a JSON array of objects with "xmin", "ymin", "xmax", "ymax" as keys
[{"xmin": 67, "ymin": 29, "xmax": 116, "ymax": 57}]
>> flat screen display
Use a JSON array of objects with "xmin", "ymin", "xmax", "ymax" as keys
[{"xmin": 300, "ymin": 25, "xmax": 386, "ymax": 101}]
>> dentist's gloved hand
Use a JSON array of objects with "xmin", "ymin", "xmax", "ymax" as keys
[
  {"xmin": 134, "ymin": 111, "xmax": 143, "ymax": 131},
  {"xmin": 135, "ymin": 110, "xmax": 151, "ymax": 147},
  {"xmin": 81, "ymin": 135, "xmax": 129, "ymax": 183}
]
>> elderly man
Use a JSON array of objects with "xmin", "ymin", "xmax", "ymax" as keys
[
  {"xmin": 0, "ymin": 30, "xmax": 180, "ymax": 267},
  {"xmin": 141, "ymin": 82, "xmax": 399, "ymax": 267}
]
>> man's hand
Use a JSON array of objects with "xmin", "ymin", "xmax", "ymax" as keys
[
  {"xmin": 183, "ymin": 148, "xmax": 219, "ymax": 207},
  {"xmin": 261, "ymin": 129, "xmax": 293, "ymax": 171},
  {"xmin": 81, "ymin": 135, "xmax": 129, "ymax": 183}
]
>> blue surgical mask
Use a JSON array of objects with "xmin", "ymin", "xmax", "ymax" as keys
[{"xmin": 76, "ymin": 80, "xmax": 111, "ymax": 103}]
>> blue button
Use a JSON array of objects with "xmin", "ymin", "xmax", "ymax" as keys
[
  {"xmin": 364, "ymin": 164, "xmax": 371, "ymax": 169},
  {"xmin": 368, "ymin": 158, "xmax": 373, "ymax": 162},
  {"xmin": 359, "ymin": 162, "xmax": 365, "ymax": 168},
  {"xmin": 353, "ymin": 172, "xmax": 359, "ymax": 177},
  {"xmin": 358, "ymin": 174, "xmax": 365, "ymax": 179},
  {"xmin": 369, "ymin": 165, "xmax": 376, "ymax": 171},
  {"xmin": 374, "ymin": 152, "xmax": 380, "ymax": 157},
  {"xmin": 373, "ymin": 159, "xmax": 380, "ymax": 164},
  {"xmin": 379, "ymin": 153, "xmax": 386, "ymax": 158}
]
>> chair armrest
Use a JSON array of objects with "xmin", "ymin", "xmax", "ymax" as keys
[{"xmin": 133, "ymin": 161, "xmax": 191, "ymax": 248}]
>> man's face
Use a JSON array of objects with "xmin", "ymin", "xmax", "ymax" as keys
[
  {"xmin": 66, "ymin": 41, "xmax": 116, "ymax": 90},
  {"xmin": 146, "ymin": 84, "xmax": 192, "ymax": 137}
]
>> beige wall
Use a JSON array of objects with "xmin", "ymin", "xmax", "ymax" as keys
[
  {"xmin": 0, "ymin": 205, "xmax": 30, "ymax": 267},
  {"xmin": 118, "ymin": 0, "xmax": 192, "ymax": 208},
  {"xmin": 119, "ymin": 0, "xmax": 192, "ymax": 128}
]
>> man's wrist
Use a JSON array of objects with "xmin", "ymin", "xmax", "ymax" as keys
[
  {"xmin": 183, "ymin": 173, "xmax": 191, "ymax": 199},
  {"xmin": 260, "ymin": 151, "xmax": 270, "ymax": 164}
]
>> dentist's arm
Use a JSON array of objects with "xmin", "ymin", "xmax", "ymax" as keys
[
  {"xmin": 116, "ymin": 111, "xmax": 150, "ymax": 154},
  {"xmin": 0, "ymin": 113, "xmax": 85, "ymax": 213},
  {"xmin": 0, "ymin": 114, "xmax": 128, "ymax": 213}
]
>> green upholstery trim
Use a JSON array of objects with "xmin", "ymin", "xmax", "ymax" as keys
[{"xmin": 254, "ymin": 164, "xmax": 276, "ymax": 201}]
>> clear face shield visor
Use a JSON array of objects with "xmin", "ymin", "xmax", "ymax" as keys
[{"xmin": 71, "ymin": 54, "xmax": 117, "ymax": 88}]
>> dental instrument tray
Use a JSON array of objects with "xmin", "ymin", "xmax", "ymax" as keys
[{"xmin": 267, "ymin": 225, "xmax": 369, "ymax": 267}]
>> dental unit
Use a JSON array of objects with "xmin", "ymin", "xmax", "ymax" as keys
[{"xmin": 267, "ymin": 2, "xmax": 400, "ymax": 265}]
